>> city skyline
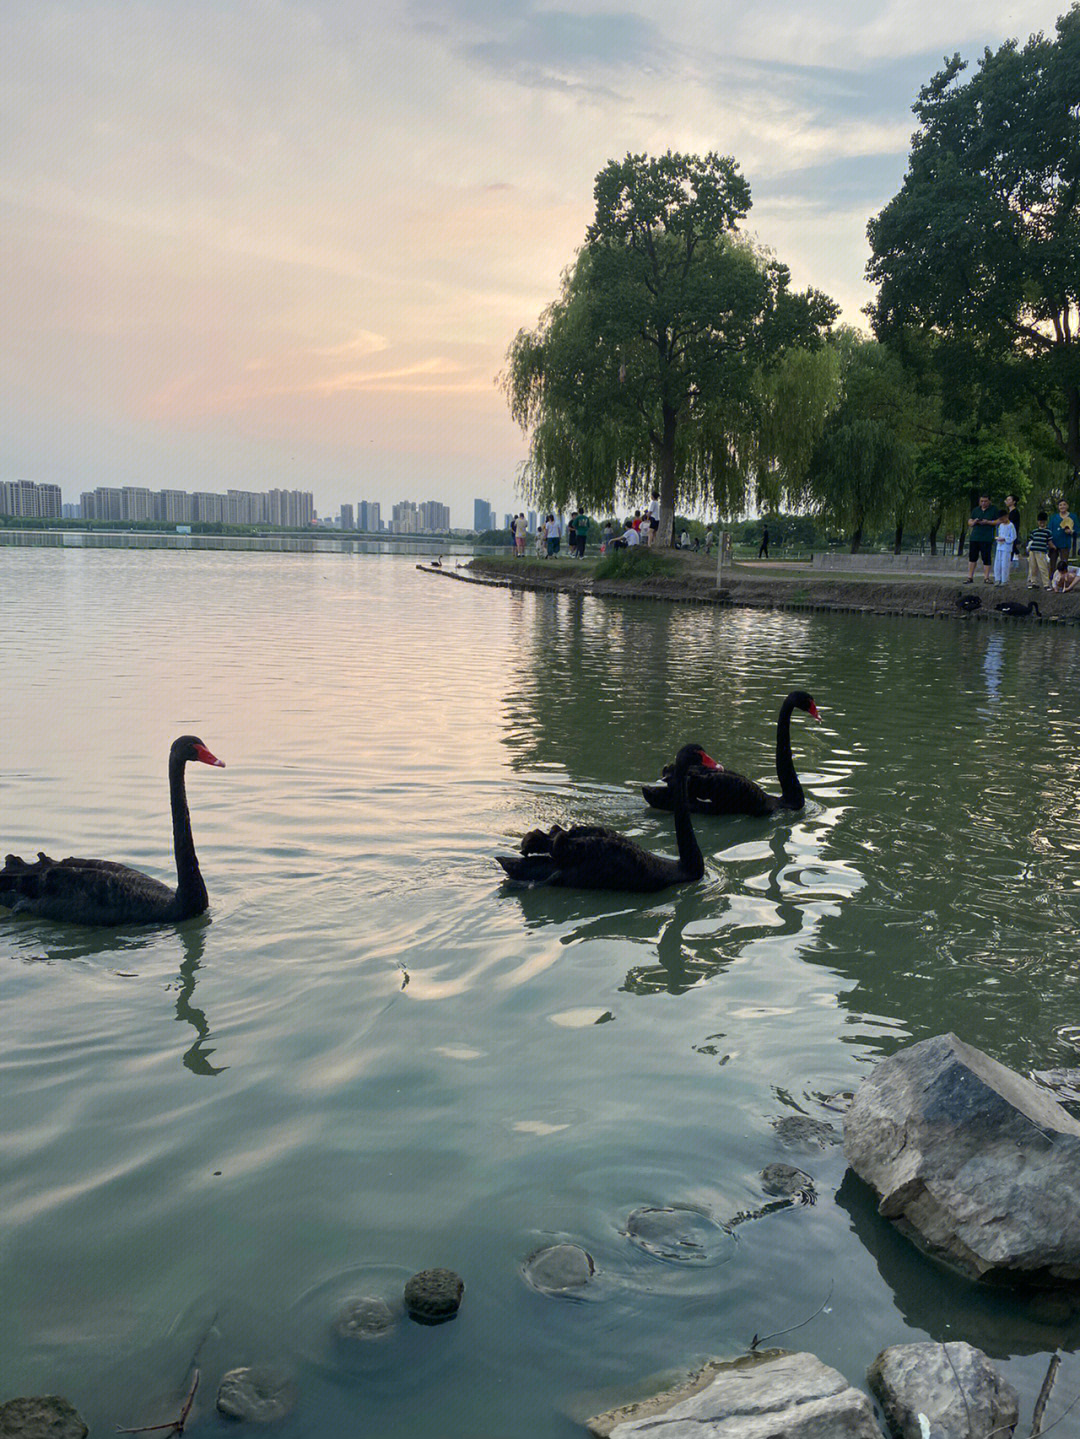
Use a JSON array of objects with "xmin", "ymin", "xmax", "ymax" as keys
[{"xmin": 4, "ymin": 1, "xmax": 1069, "ymax": 525}]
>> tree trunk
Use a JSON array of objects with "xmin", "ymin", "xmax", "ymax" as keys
[
  {"xmin": 654, "ymin": 404, "xmax": 678, "ymax": 548},
  {"xmin": 893, "ymin": 522, "xmax": 903, "ymax": 554},
  {"xmin": 928, "ymin": 515, "xmax": 941, "ymax": 556},
  {"xmin": 849, "ymin": 525, "xmax": 863, "ymax": 553}
]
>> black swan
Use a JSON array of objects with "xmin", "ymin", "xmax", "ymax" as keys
[
  {"xmin": 996, "ymin": 600, "xmax": 1041, "ymax": 617},
  {"xmin": 642, "ymin": 691, "xmax": 820, "ymax": 817},
  {"xmin": 496, "ymin": 743, "xmax": 717, "ymax": 891},
  {"xmin": 957, "ymin": 591, "xmax": 981, "ymax": 612},
  {"xmin": 0, "ymin": 735, "xmax": 225, "ymax": 926}
]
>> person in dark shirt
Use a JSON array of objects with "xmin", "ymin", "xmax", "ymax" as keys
[
  {"xmin": 964, "ymin": 495, "xmax": 1000, "ymax": 583},
  {"xmin": 758, "ymin": 525, "xmax": 769, "ymax": 558}
]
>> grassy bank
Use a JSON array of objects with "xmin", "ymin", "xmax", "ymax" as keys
[{"xmin": 454, "ymin": 552, "xmax": 1080, "ymax": 623}]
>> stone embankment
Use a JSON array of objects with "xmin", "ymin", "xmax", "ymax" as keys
[{"xmin": 431, "ymin": 555, "xmax": 1080, "ymax": 624}]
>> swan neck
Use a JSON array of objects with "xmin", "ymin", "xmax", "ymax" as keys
[
  {"xmin": 170, "ymin": 750, "xmax": 207, "ymax": 917},
  {"xmin": 775, "ymin": 698, "xmax": 803, "ymax": 807},
  {"xmin": 672, "ymin": 756, "xmax": 704, "ymax": 879}
]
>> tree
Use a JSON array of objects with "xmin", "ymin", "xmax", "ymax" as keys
[
  {"xmin": 867, "ymin": 8, "xmax": 1080, "ymax": 482},
  {"xmin": 805, "ymin": 338, "xmax": 924, "ymax": 551},
  {"xmin": 504, "ymin": 152, "xmax": 837, "ymax": 546}
]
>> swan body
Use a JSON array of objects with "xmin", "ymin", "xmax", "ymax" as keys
[
  {"xmin": 0, "ymin": 736, "xmax": 225, "ymax": 926},
  {"xmin": 497, "ymin": 744, "xmax": 717, "ymax": 891},
  {"xmin": 642, "ymin": 691, "xmax": 820, "ymax": 817},
  {"xmin": 957, "ymin": 592, "xmax": 981, "ymax": 612},
  {"xmin": 996, "ymin": 600, "xmax": 1041, "ymax": 617}
]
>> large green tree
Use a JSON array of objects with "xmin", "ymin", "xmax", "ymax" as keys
[
  {"xmin": 504, "ymin": 152, "xmax": 837, "ymax": 545},
  {"xmin": 867, "ymin": 7, "xmax": 1080, "ymax": 481}
]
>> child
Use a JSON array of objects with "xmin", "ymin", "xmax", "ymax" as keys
[
  {"xmin": 1051, "ymin": 559, "xmax": 1079, "ymax": 593},
  {"xmin": 993, "ymin": 512, "xmax": 1017, "ymax": 586},
  {"xmin": 1026, "ymin": 511, "xmax": 1052, "ymax": 589}
]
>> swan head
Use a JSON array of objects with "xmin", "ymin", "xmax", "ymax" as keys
[
  {"xmin": 790, "ymin": 691, "xmax": 821, "ymax": 722},
  {"xmin": 675, "ymin": 743, "xmax": 719, "ymax": 771},
  {"xmin": 172, "ymin": 735, "xmax": 226, "ymax": 768}
]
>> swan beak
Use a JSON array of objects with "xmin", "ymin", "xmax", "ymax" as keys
[
  {"xmin": 194, "ymin": 744, "xmax": 226, "ymax": 768},
  {"xmin": 698, "ymin": 752, "xmax": 720, "ymax": 769},
  {"xmin": 808, "ymin": 703, "xmax": 822, "ymax": 721}
]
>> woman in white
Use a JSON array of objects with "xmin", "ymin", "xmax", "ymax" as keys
[{"xmin": 993, "ymin": 513, "xmax": 1017, "ymax": 585}]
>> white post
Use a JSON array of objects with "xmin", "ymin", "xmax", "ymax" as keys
[{"xmin": 716, "ymin": 530, "xmax": 725, "ymax": 586}]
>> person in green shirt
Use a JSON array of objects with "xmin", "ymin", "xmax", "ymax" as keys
[{"xmin": 964, "ymin": 495, "xmax": 1001, "ymax": 583}]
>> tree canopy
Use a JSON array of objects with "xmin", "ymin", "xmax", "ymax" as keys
[
  {"xmin": 867, "ymin": 7, "xmax": 1080, "ymax": 480},
  {"xmin": 504, "ymin": 151, "xmax": 837, "ymax": 544}
]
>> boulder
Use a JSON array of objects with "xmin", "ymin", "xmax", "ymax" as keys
[
  {"xmin": 216, "ymin": 1366, "xmax": 298, "ymax": 1423},
  {"xmin": 0, "ymin": 1398, "xmax": 88, "ymax": 1439},
  {"xmin": 844, "ymin": 1032, "xmax": 1080, "ymax": 1284},
  {"xmin": 586, "ymin": 1351, "xmax": 883, "ymax": 1437},
  {"xmin": 403, "ymin": 1267, "xmax": 464, "ymax": 1324},
  {"xmin": 867, "ymin": 1341, "xmax": 1019, "ymax": 1438},
  {"xmin": 334, "ymin": 1295, "xmax": 396, "ymax": 1340}
]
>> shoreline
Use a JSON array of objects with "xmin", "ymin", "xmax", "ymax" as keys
[{"xmin": 442, "ymin": 555, "xmax": 1080, "ymax": 624}]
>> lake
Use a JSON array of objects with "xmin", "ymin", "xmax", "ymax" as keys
[{"xmin": 3, "ymin": 545, "xmax": 1080, "ymax": 1435}]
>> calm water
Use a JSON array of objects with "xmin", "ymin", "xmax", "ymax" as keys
[{"xmin": 3, "ymin": 547, "xmax": 1080, "ymax": 1435}]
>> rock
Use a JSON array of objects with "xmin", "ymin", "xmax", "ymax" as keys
[
  {"xmin": 586, "ymin": 1350, "xmax": 883, "ymax": 1437},
  {"xmin": 843, "ymin": 1032, "xmax": 1080, "ymax": 1284},
  {"xmin": 623, "ymin": 1206, "xmax": 734, "ymax": 1264},
  {"xmin": 759, "ymin": 1163, "xmax": 814, "ymax": 1197},
  {"xmin": 867, "ymin": 1341, "xmax": 1019, "ymax": 1438},
  {"xmin": 523, "ymin": 1243, "xmax": 596, "ymax": 1295},
  {"xmin": 334, "ymin": 1295, "xmax": 396, "ymax": 1340},
  {"xmin": 0, "ymin": 1397, "xmax": 88, "ymax": 1439},
  {"xmin": 403, "ymin": 1267, "xmax": 464, "ymax": 1324},
  {"xmin": 771, "ymin": 1115, "xmax": 842, "ymax": 1148},
  {"xmin": 216, "ymin": 1366, "xmax": 298, "ymax": 1423}
]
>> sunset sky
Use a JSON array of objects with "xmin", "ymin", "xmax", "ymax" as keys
[{"xmin": 2, "ymin": 0, "xmax": 1067, "ymax": 527}]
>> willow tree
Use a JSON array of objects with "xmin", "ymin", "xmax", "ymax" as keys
[{"xmin": 504, "ymin": 151, "xmax": 837, "ymax": 546}]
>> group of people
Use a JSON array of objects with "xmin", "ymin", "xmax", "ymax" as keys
[{"xmin": 964, "ymin": 494, "xmax": 1079, "ymax": 592}]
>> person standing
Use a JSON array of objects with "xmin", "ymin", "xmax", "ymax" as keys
[
  {"xmin": 1004, "ymin": 494, "xmax": 1021, "ymax": 563},
  {"xmin": 575, "ymin": 511, "xmax": 591, "ymax": 558},
  {"xmin": 513, "ymin": 513, "xmax": 527, "ymax": 557},
  {"xmin": 993, "ymin": 512, "xmax": 1016, "ymax": 586},
  {"xmin": 1048, "ymin": 498, "xmax": 1078, "ymax": 569},
  {"xmin": 758, "ymin": 525, "xmax": 769, "ymax": 559},
  {"xmin": 647, "ymin": 491, "xmax": 660, "ymax": 546},
  {"xmin": 1026, "ymin": 511, "xmax": 1052, "ymax": 589},
  {"xmin": 964, "ymin": 495, "xmax": 1000, "ymax": 583}
]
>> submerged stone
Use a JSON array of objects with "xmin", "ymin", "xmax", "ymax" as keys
[
  {"xmin": 771, "ymin": 1115, "xmax": 842, "ymax": 1148},
  {"xmin": 523, "ymin": 1243, "xmax": 596, "ymax": 1295},
  {"xmin": 759, "ymin": 1162, "xmax": 814, "ymax": 1197},
  {"xmin": 623, "ymin": 1206, "xmax": 733, "ymax": 1264},
  {"xmin": 403, "ymin": 1267, "xmax": 464, "ymax": 1323},
  {"xmin": 216, "ymin": 1366, "xmax": 298, "ymax": 1423},
  {"xmin": 334, "ymin": 1295, "xmax": 396, "ymax": 1340},
  {"xmin": 0, "ymin": 1397, "xmax": 88, "ymax": 1439}
]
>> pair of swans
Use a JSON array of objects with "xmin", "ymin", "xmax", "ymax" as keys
[{"xmin": 497, "ymin": 691, "xmax": 820, "ymax": 893}]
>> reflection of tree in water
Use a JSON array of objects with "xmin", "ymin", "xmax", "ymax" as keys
[{"xmin": 171, "ymin": 922, "xmax": 226, "ymax": 1077}]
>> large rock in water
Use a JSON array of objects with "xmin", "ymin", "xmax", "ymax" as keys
[
  {"xmin": 586, "ymin": 1351, "xmax": 883, "ymax": 1437},
  {"xmin": 844, "ymin": 1032, "xmax": 1080, "ymax": 1284},
  {"xmin": 0, "ymin": 1398, "xmax": 88, "ymax": 1439},
  {"xmin": 867, "ymin": 1341, "xmax": 1019, "ymax": 1438}
]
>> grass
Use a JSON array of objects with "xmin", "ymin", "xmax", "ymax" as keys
[{"xmin": 592, "ymin": 547, "xmax": 678, "ymax": 581}]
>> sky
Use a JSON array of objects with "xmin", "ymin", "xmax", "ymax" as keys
[{"xmin": 1, "ymin": 0, "xmax": 1070, "ymax": 528}]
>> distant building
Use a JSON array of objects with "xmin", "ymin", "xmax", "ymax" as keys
[
  {"xmin": 392, "ymin": 500, "xmax": 419, "ymax": 534},
  {"xmin": 419, "ymin": 500, "xmax": 450, "ymax": 532},
  {"xmin": 340, "ymin": 504, "xmax": 355, "ymax": 530},
  {"xmin": 0, "ymin": 479, "xmax": 61, "ymax": 518},
  {"xmin": 158, "ymin": 490, "xmax": 194, "ymax": 524},
  {"xmin": 357, "ymin": 500, "xmax": 381, "ymax": 533},
  {"xmin": 473, "ymin": 498, "xmax": 494, "ymax": 532}
]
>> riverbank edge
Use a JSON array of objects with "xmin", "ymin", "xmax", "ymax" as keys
[{"xmin": 435, "ymin": 557, "xmax": 1080, "ymax": 624}]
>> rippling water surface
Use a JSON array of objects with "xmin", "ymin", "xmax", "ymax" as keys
[{"xmin": 3, "ymin": 547, "xmax": 1080, "ymax": 1434}]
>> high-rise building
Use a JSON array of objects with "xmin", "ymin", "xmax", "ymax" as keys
[
  {"xmin": 419, "ymin": 501, "xmax": 450, "ymax": 532},
  {"xmin": 473, "ymin": 498, "xmax": 494, "ymax": 532},
  {"xmin": 340, "ymin": 504, "xmax": 355, "ymax": 530},
  {"xmin": 357, "ymin": 501, "xmax": 381, "ymax": 533},
  {"xmin": 158, "ymin": 490, "xmax": 194, "ymax": 524},
  {"xmin": 121, "ymin": 487, "xmax": 154, "ymax": 522},
  {"xmin": 392, "ymin": 500, "xmax": 419, "ymax": 533}
]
